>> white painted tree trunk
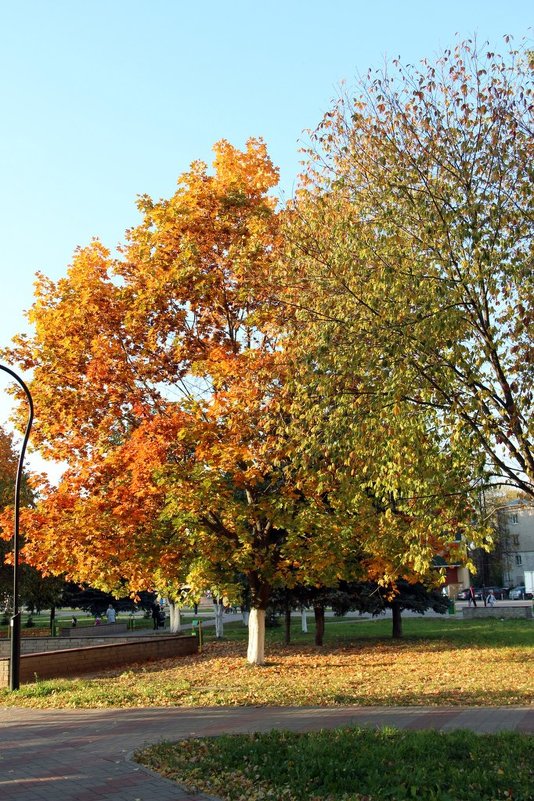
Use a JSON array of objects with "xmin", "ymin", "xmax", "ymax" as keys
[
  {"xmin": 168, "ymin": 602, "xmax": 181, "ymax": 633},
  {"xmin": 301, "ymin": 609, "xmax": 308, "ymax": 633},
  {"xmin": 242, "ymin": 609, "xmax": 250, "ymax": 627},
  {"xmin": 214, "ymin": 600, "xmax": 224, "ymax": 638},
  {"xmin": 247, "ymin": 608, "xmax": 266, "ymax": 665}
]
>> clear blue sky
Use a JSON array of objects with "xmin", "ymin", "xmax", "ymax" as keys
[{"xmin": 0, "ymin": 0, "xmax": 531, "ymax": 473}]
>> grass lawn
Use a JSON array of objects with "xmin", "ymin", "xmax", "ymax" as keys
[
  {"xmin": 0, "ymin": 610, "xmax": 200, "ymax": 636},
  {"xmin": 1, "ymin": 616, "xmax": 532, "ymax": 709},
  {"xmin": 137, "ymin": 727, "xmax": 534, "ymax": 801}
]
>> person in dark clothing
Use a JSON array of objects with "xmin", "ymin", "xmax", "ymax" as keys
[
  {"xmin": 152, "ymin": 603, "xmax": 161, "ymax": 630},
  {"xmin": 468, "ymin": 586, "xmax": 477, "ymax": 608}
]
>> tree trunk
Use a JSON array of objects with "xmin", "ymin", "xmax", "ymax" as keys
[
  {"xmin": 284, "ymin": 602, "xmax": 291, "ymax": 645},
  {"xmin": 301, "ymin": 608, "xmax": 308, "ymax": 633},
  {"xmin": 214, "ymin": 598, "xmax": 224, "ymax": 638},
  {"xmin": 246, "ymin": 571, "xmax": 270, "ymax": 665},
  {"xmin": 314, "ymin": 604, "xmax": 325, "ymax": 646},
  {"xmin": 247, "ymin": 608, "xmax": 266, "ymax": 665},
  {"xmin": 392, "ymin": 603, "xmax": 403, "ymax": 638},
  {"xmin": 49, "ymin": 605, "xmax": 55, "ymax": 635},
  {"xmin": 242, "ymin": 608, "xmax": 250, "ymax": 626},
  {"xmin": 168, "ymin": 601, "xmax": 181, "ymax": 633}
]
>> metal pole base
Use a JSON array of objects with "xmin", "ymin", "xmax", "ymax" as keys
[{"xmin": 10, "ymin": 612, "xmax": 21, "ymax": 690}]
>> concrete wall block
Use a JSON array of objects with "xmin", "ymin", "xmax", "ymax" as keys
[
  {"xmin": 463, "ymin": 606, "xmax": 533, "ymax": 619},
  {"xmin": 0, "ymin": 635, "xmax": 198, "ymax": 686},
  {"xmin": 59, "ymin": 622, "xmax": 129, "ymax": 637},
  {"xmin": 1, "ymin": 636, "xmax": 134, "ymax": 657}
]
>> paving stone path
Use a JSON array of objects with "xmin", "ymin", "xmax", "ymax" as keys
[{"xmin": 1, "ymin": 705, "xmax": 533, "ymax": 801}]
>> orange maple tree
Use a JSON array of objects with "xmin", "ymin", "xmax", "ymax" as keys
[
  {"xmin": 0, "ymin": 427, "xmax": 18, "ymax": 509},
  {"xmin": 4, "ymin": 140, "xmax": 346, "ymax": 663},
  {"xmin": 3, "ymin": 135, "xmax": 485, "ymax": 664}
]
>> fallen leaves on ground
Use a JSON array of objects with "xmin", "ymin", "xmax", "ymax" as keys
[{"xmin": 2, "ymin": 634, "xmax": 532, "ymax": 709}]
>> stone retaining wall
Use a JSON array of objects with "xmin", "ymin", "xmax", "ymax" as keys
[
  {"xmin": 58, "ymin": 622, "xmax": 129, "ymax": 637},
  {"xmin": 0, "ymin": 634, "xmax": 198, "ymax": 687},
  {"xmin": 0, "ymin": 635, "xmax": 138, "ymax": 656},
  {"xmin": 463, "ymin": 605, "xmax": 533, "ymax": 619}
]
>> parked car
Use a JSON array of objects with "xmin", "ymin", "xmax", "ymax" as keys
[
  {"xmin": 456, "ymin": 588, "xmax": 483, "ymax": 601},
  {"xmin": 483, "ymin": 587, "xmax": 509, "ymax": 600},
  {"xmin": 509, "ymin": 585, "xmax": 533, "ymax": 600}
]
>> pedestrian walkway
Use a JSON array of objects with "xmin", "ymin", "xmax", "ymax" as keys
[{"xmin": 1, "ymin": 705, "xmax": 533, "ymax": 801}]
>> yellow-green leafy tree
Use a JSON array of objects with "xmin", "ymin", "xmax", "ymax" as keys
[{"xmin": 285, "ymin": 37, "xmax": 533, "ymax": 521}]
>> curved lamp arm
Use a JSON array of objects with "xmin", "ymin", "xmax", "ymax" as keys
[{"xmin": 0, "ymin": 364, "xmax": 34, "ymax": 690}]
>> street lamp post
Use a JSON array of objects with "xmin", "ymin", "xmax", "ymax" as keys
[{"xmin": 0, "ymin": 364, "xmax": 33, "ymax": 691}]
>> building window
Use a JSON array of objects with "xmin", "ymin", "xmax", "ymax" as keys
[
  {"xmin": 512, "ymin": 534, "xmax": 520, "ymax": 546},
  {"xmin": 515, "ymin": 554, "xmax": 522, "ymax": 565},
  {"xmin": 510, "ymin": 513, "xmax": 518, "ymax": 525}
]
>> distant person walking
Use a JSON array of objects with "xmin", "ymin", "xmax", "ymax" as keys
[
  {"xmin": 152, "ymin": 602, "xmax": 161, "ymax": 630},
  {"xmin": 106, "ymin": 604, "xmax": 116, "ymax": 623},
  {"xmin": 487, "ymin": 590, "xmax": 496, "ymax": 607},
  {"xmin": 468, "ymin": 587, "xmax": 477, "ymax": 608}
]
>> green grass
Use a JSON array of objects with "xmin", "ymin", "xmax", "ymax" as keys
[
  {"xmin": 214, "ymin": 614, "xmax": 534, "ymax": 649},
  {"xmin": 137, "ymin": 727, "xmax": 534, "ymax": 801},
  {"xmin": 2, "ymin": 610, "xmax": 532, "ymax": 647},
  {"xmin": 0, "ymin": 608, "xmax": 202, "ymax": 635},
  {"xmin": 1, "ymin": 616, "xmax": 532, "ymax": 709}
]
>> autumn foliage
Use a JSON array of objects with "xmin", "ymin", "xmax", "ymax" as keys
[
  {"xmin": 4, "ymin": 139, "xmax": 333, "ymax": 662},
  {"xmin": 289, "ymin": 38, "xmax": 533, "ymax": 498},
  {"xmin": 3, "ymin": 38, "xmax": 529, "ymax": 664}
]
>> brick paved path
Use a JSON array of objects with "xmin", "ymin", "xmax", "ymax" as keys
[{"xmin": 1, "ymin": 705, "xmax": 533, "ymax": 801}]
